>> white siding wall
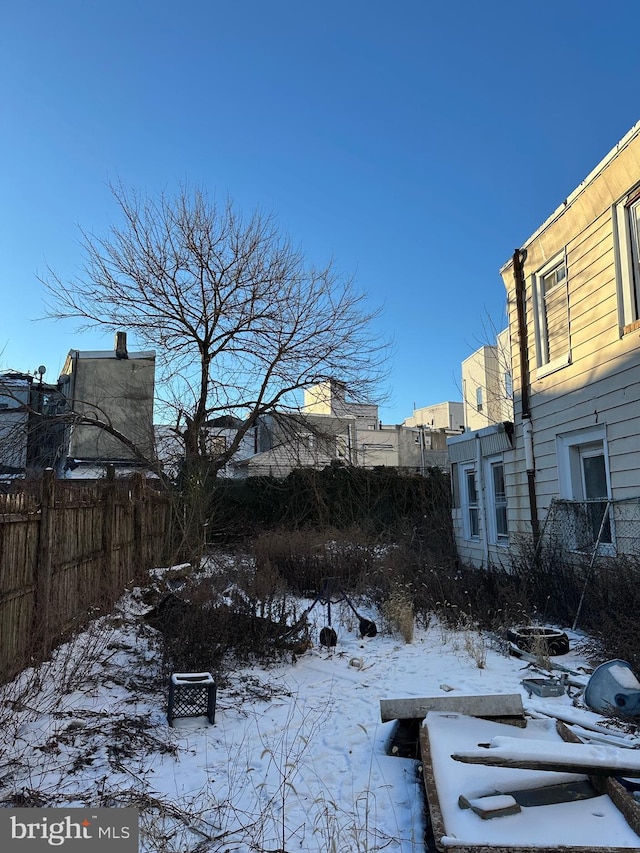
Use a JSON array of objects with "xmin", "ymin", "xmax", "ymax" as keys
[
  {"xmin": 449, "ymin": 434, "xmax": 516, "ymax": 568},
  {"xmin": 501, "ymin": 127, "xmax": 640, "ymax": 538}
]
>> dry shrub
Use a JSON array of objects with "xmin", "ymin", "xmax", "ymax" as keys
[
  {"xmin": 412, "ymin": 562, "xmax": 529, "ymax": 633},
  {"xmin": 417, "ymin": 535, "xmax": 640, "ymax": 671},
  {"xmin": 145, "ymin": 558, "xmax": 308, "ymax": 677},
  {"xmin": 382, "ymin": 590, "xmax": 414, "ymax": 643},
  {"xmin": 507, "ymin": 538, "xmax": 640, "ymax": 668},
  {"xmin": 568, "ymin": 555, "xmax": 640, "ymax": 670},
  {"xmin": 462, "ymin": 624, "xmax": 488, "ymax": 669}
]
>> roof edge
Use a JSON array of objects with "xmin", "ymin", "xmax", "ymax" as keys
[{"xmin": 500, "ymin": 119, "xmax": 640, "ymax": 275}]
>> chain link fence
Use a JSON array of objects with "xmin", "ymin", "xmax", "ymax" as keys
[
  {"xmin": 533, "ymin": 497, "xmax": 640, "ymax": 631},
  {"xmin": 540, "ymin": 497, "xmax": 640, "ymax": 559}
]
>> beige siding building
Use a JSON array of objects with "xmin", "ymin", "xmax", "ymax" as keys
[
  {"xmin": 462, "ymin": 330, "xmax": 513, "ymax": 431},
  {"xmin": 498, "ymin": 121, "xmax": 640, "ymax": 559},
  {"xmin": 450, "ymin": 121, "xmax": 640, "ymax": 566},
  {"xmin": 448, "ymin": 422, "xmax": 515, "ymax": 567}
]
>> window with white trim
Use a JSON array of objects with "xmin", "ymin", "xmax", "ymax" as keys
[
  {"xmin": 556, "ymin": 426, "xmax": 614, "ymax": 553},
  {"xmin": 614, "ymin": 185, "xmax": 640, "ymax": 331},
  {"xmin": 475, "ymin": 386, "xmax": 483, "ymax": 412},
  {"xmin": 532, "ymin": 252, "xmax": 570, "ymax": 375},
  {"xmin": 486, "ymin": 458, "xmax": 508, "ymax": 545},
  {"xmin": 461, "ymin": 463, "xmax": 479, "ymax": 539},
  {"xmin": 450, "ymin": 462, "xmax": 460, "ymax": 507}
]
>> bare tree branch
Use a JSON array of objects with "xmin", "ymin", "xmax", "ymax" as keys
[{"xmin": 41, "ymin": 183, "xmax": 391, "ymax": 472}]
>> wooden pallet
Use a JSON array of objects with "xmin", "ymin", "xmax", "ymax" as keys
[{"xmin": 419, "ymin": 716, "xmax": 640, "ymax": 853}]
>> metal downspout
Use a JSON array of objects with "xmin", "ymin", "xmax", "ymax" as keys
[
  {"xmin": 513, "ymin": 249, "xmax": 540, "ymax": 542},
  {"xmin": 63, "ymin": 350, "xmax": 79, "ymax": 471}
]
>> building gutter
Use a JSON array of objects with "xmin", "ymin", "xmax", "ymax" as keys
[
  {"xmin": 500, "ymin": 120, "xmax": 640, "ymax": 270},
  {"xmin": 513, "ymin": 249, "xmax": 539, "ymax": 542}
]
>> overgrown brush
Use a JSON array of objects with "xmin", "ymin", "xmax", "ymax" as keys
[
  {"xmin": 251, "ymin": 527, "xmax": 379, "ymax": 595},
  {"xmin": 417, "ymin": 535, "xmax": 640, "ymax": 669},
  {"xmin": 146, "ymin": 560, "xmax": 308, "ymax": 677},
  {"xmin": 204, "ymin": 465, "xmax": 453, "ymax": 542}
]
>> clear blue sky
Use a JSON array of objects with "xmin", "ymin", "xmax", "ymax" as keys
[{"xmin": 2, "ymin": 0, "xmax": 639, "ymax": 423}]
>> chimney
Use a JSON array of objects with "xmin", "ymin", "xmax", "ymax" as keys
[{"xmin": 115, "ymin": 331, "xmax": 129, "ymax": 359}]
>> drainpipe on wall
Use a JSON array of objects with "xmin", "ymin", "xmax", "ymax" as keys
[
  {"xmin": 513, "ymin": 248, "xmax": 540, "ymax": 542},
  {"xmin": 347, "ymin": 422, "xmax": 354, "ymax": 465},
  {"xmin": 60, "ymin": 350, "xmax": 79, "ymax": 472},
  {"xmin": 475, "ymin": 432, "xmax": 490, "ymax": 566}
]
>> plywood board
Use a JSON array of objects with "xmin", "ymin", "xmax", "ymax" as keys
[{"xmin": 420, "ymin": 712, "xmax": 640, "ymax": 853}]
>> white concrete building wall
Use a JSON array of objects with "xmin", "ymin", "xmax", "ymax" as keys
[
  {"xmin": 404, "ymin": 401, "xmax": 464, "ymax": 431},
  {"xmin": 61, "ymin": 347, "xmax": 155, "ymax": 462}
]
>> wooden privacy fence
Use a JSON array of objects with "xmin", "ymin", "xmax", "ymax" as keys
[{"xmin": 0, "ymin": 469, "xmax": 172, "ymax": 682}]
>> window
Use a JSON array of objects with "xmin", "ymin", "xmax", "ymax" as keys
[
  {"xmin": 476, "ymin": 387, "xmax": 483, "ymax": 412},
  {"xmin": 206, "ymin": 434, "xmax": 227, "ymax": 457},
  {"xmin": 614, "ymin": 186, "xmax": 640, "ymax": 331},
  {"xmin": 557, "ymin": 426, "xmax": 614, "ymax": 553},
  {"xmin": 532, "ymin": 252, "xmax": 570, "ymax": 375},
  {"xmin": 487, "ymin": 459, "xmax": 508, "ymax": 544},
  {"xmin": 450, "ymin": 462, "xmax": 459, "ymax": 507},
  {"xmin": 461, "ymin": 463, "xmax": 479, "ymax": 539},
  {"xmin": 504, "ymin": 371, "xmax": 513, "ymax": 400},
  {"xmin": 579, "ymin": 446, "xmax": 612, "ymax": 545}
]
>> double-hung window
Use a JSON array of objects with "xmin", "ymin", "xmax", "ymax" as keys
[
  {"xmin": 557, "ymin": 426, "xmax": 614, "ymax": 554},
  {"xmin": 614, "ymin": 185, "xmax": 640, "ymax": 332},
  {"xmin": 461, "ymin": 463, "xmax": 479, "ymax": 539},
  {"xmin": 487, "ymin": 459, "xmax": 508, "ymax": 544},
  {"xmin": 532, "ymin": 252, "xmax": 570, "ymax": 376}
]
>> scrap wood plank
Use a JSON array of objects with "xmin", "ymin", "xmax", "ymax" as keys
[
  {"xmin": 451, "ymin": 735, "xmax": 640, "ymax": 777},
  {"xmin": 508, "ymin": 643, "xmax": 590, "ymax": 680},
  {"xmin": 527, "ymin": 701, "xmax": 639, "ymax": 744},
  {"xmin": 461, "ymin": 780, "xmax": 598, "ymax": 813},
  {"xmin": 380, "ymin": 693, "xmax": 523, "ymax": 722},
  {"xmin": 458, "ymin": 793, "xmax": 521, "ymax": 819},
  {"xmin": 559, "ymin": 721, "xmax": 640, "ymax": 837}
]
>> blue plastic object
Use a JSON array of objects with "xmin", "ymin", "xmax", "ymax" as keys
[{"xmin": 584, "ymin": 659, "xmax": 640, "ymax": 717}]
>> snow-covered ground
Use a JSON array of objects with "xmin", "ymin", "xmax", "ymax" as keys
[{"xmin": 1, "ymin": 561, "xmax": 639, "ymax": 852}]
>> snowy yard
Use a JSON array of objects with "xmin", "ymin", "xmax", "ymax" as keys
[{"xmin": 1, "ymin": 560, "xmax": 639, "ymax": 852}]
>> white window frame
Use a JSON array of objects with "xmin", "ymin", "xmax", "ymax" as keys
[
  {"xmin": 556, "ymin": 425, "xmax": 615, "ymax": 555},
  {"xmin": 532, "ymin": 250, "xmax": 571, "ymax": 378},
  {"xmin": 460, "ymin": 462, "xmax": 479, "ymax": 540},
  {"xmin": 613, "ymin": 185, "xmax": 640, "ymax": 333},
  {"xmin": 475, "ymin": 386, "xmax": 483, "ymax": 412},
  {"xmin": 485, "ymin": 455, "xmax": 509, "ymax": 546}
]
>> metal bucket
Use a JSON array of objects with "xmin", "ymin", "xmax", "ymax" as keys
[{"xmin": 584, "ymin": 659, "xmax": 640, "ymax": 716}]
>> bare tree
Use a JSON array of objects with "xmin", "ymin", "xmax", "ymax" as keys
[{"xmin": 41, "ymin": 184, "xmax": 390, "ymax": 556}]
